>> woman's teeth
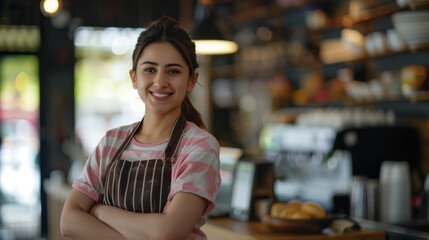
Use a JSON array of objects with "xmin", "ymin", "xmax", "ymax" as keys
[{"xmin": 153, "ymin": 92, "xmax": 169, "ymax": 97}]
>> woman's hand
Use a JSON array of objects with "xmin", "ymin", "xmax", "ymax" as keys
[
  {"xmin": 89, "ymin": 202, "xmax": 104, "ymax": 219},
  {"xmin": 93, "ymin": 192, "xmax": 206, "ymax": 240},
  {"xmin": 60, "ymin": 189, "xmax": 126, "ymax": 239}
]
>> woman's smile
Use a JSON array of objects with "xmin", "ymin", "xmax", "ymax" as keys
[{"xmin": 150, "ymin": 90, "xmax": 173, "ymax": 100}]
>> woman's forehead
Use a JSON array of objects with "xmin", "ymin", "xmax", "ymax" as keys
[{"xmin": 139, "ymin": 42, "xmax": 186, "ymax": 64}]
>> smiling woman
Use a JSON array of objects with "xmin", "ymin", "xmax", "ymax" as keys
[
  {"xmin": 61, "ymin": 16, "xmax": 221, "ymax": 240},
  {"xmin": 130, "ymin": 42, "xmax": 196, "ymax": 121}
]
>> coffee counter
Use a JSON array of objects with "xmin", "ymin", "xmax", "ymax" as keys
[
  {"xmin": 202, "ymin": 218, "xmax": 386, "ymax": 240},
  {"xmin": 45, "ymin": 180, "xmax": 387, "ymax": 240}
]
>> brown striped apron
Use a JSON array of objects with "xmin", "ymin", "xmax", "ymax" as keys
[{"xmin": 102, "ymin": 114, "xmax": 187, "ymax": 213}]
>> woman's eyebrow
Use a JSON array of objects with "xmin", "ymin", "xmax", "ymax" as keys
[
  {"xmin": 166, "ymin": 63, "xmax": 184, "ymax": 68},
  {"xmin": 142, "ymin": 61, "xmax": 157, "ymax": 66},
  {"xmin": 141, "ymin": 61, "xmax": 184, "ymax": 68}
]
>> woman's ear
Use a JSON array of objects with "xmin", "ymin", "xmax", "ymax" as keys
[
  {"xmin": 187, "ymin": 72, "xmax": 198, "ymax": 93},
  {"xmin": 129, "ymin": 69, "xmax": 137, "ymax": 89}
]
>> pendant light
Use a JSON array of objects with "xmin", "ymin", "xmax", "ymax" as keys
[
  {"xmin": 40, "ymin": 0, "xmax": 62, "ymax": 17},
  {"xmin": 191, "ymin": 2, "xmax": 238, "ymax": 55}
]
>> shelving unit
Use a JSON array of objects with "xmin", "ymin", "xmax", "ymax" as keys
[
  {"xmin": 329, "ymin": 2, "xmax": 402, "ymax": 28},
  {"xmin": 208, "ymin": 0, "xmax": 429, "ymax": 152},
  {"xmin": 213, "ymin": 0, "xmax": 429, "ymax": 92}
]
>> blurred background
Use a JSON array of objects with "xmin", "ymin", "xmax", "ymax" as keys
[{"xmin": 1, "ymin": 0, "xmax": 429, "ymax": 239}]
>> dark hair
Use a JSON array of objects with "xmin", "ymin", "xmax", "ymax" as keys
[{"xmin": 132, "ymin": 16, "xmax": 206, "ymax": 130}]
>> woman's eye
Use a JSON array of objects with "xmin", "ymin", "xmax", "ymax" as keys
[
  {"xmin": 144, "ymin": 68, "xmax": 155, "ymax": 73},
  {"xmin": 168, "ymin": 69, "xmax": 180, "ymax": 74}
]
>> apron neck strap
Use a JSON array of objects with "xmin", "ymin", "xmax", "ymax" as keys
[
  {"xmin": 164, "ymin": 113, "xmax": 187, "ymax": 163},
  {"xmin": 110, "ymin": 120, "xmax": 142, "ymax": 166}
]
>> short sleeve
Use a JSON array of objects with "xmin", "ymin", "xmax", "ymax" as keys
[
  {"xmin": 169, "ymin": 135, "xmax": 221, "ymax": 216},
  {"xmin": 72, "ymin": 123, "xmax": 136, "ymax": 202},
  {"xmin": 72, "ymin": 135, "xmax": 108, "ymax": 202}
]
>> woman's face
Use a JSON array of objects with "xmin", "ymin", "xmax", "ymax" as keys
[{"xmin": 130, "ymin": 42, "xmax": 197, "ymax": 116}]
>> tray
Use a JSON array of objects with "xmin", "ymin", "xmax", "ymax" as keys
[{"xmin": 261, "ymin": 214, "xmax": 337, "ymax": 233}]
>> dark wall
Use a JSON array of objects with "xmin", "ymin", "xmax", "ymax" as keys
[
  {"xmin": 68, "ymin": 0, "xmax": 181, "ymax": 28},
  {"xmin": 38, "ymin": 11, "xmax": 76, "ymax": 235}
]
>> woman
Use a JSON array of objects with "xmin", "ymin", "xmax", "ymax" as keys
[{"xmin": 60, "ymin": 16, "xmax": 221, "ymax": 240}]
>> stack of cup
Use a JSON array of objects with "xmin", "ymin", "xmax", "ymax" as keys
[
  {"xmin": 350, "ymin": 176, "xmax": 379, "ymax": 220},
  {"xmin": 350, "ymin": 176, "xmax": 368, "ymax": 219},
  {"xmin": 379, "ymin": 161, "xmax": 412, "ymax": 223}
]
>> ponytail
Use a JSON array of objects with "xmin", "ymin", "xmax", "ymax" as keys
[{"xmin": 181, "ymin": 95, "xmax": 206, "ymax": 130}]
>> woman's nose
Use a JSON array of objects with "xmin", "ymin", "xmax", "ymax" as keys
[{"xmin": 153, "ymin": 72, "xmax": 168, "ymax": 87}]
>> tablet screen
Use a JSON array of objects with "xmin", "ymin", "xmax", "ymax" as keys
[{"xmin": 230, "ymin": 160, "xmax": 255, "ymax": 220}]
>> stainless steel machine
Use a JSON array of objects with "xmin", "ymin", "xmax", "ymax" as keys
[{"xmin": 259, "ymin": 123, "xmax": 421, "ymax": 216}]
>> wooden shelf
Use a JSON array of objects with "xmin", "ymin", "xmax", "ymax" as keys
[
  {"xmin": 323, "ymin": 46, "xmax": 429, "ymax": 65},
  {"xmin": 226, "ymin": 0, "xmax": 429, "ymax": 28},
  {"xmin": 329, "ymin": 2, "xmax": 429, "ymax": 29},
  {"xmin": 210, "ymin": 48, "xmax": 427, "ymax": 79},
  {"xmin": 211, "ymin": 63, "xmax": 315, "ymax": 79},
  {"xmin": 322, "ymin": 49, "xmax": 408, "ymax": 65},
  {"xmin": 328, "ymin": 3, "xmax": 403, "ymax": 29},
  {"xmin": 410, "ymin": 91, "xmax": 429, "ymax": 103},
  {"xmin": 293, "ymin": 94, "xmax": 429, "ymax": 108}
]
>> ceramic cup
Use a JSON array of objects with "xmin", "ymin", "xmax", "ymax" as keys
[{"xmin": 379, "ymin": 161, "xmax": 411, "ymax": 223}]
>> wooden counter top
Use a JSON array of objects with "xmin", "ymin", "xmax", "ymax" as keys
[{"xmin": 202, "ymin": 218, "xmax": 385, "ymax": 240}]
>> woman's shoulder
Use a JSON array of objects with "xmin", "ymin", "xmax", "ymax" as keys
[
  {"xmin": 184, "ymin": 121, "xmax": 219, "ymax": 147},
  {"xmin": 178, "ymin": 122, "xmax": 220, "ymax": 165},
  {"xmin": 102, "ymin": 121, "xmax": 140, "ymax": 144}
]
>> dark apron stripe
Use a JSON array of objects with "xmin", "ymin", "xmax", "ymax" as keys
[
  {"xmin": 116, "ymin": 160, "xmax": 126, "ymax": 209},
  {"xmin": 105, "ymin": 160, "xmax": 117, "ymax": 206},
  {"xmin": 162, "ymin": 163, "xmax": 171, "ymax": 211},
  {"xmin": 135, "ymin": 161, "xmax": 145, "ymax": 213},
  {"xmin": 123, "ymin": 161, "xmax": 133, "ymax": 210},
  {"xmin": 149, "ymin": 159, "xmax": 158, "ymax": 213},
  {"xmin": 132, "ymin": 161, "xmax": 141, "ymax": 212},
  {"xmin": 111, "ymin": 160, "xmax": 119, "ymax": 206},
  {"xmin": 141, "ymin": 160, "xmax": 149, "ymax": 213},
  {"xmin": 159, "ymin": 161, "xmax": 165, "ymax": 213}
]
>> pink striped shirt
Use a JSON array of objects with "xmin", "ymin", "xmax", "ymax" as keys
[{"xmin": 73, "ymin": 121, "xmax": 221, "ymax": 240}]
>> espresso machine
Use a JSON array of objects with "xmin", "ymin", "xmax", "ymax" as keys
[
  {"xmin": 260, "ymin": 122, "xmax": 421, "ymax": 216},
  {"xmin": 260, "ymin": 123, "xmax": 352, "ymax": 212}
]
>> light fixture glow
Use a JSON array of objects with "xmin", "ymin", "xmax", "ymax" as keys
[
  {"xmin": 40, "ymin": 0, "xmax": 62, "ymax": 17},
  {"xmin": 194, "ymin": 40, "xmax": 238, "ymax": 55},
  {"xmin": 191, "ymin": 4, "xmax": 239, "ymax": 55},
  {"xmin": 111, "ymin": 36, "xmax": 131, "ymax": 55}
]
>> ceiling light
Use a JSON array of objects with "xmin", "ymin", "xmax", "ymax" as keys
[
  {"xmin": 40, "ymin": 0, "xmax": 62, "ymax": 17},
  {"xmin": 191, "ymin": 4, "xmax": 238, "ymax": 55}
]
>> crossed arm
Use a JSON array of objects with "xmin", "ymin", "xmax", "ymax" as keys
[{"xmin": 60, "ymin": 189, "xmax": 206, "ymax": 240}]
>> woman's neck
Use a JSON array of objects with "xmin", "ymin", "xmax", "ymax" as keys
[{"xmin": 135, "ymin": 111, "xmax": 181, "ymax": 144}]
